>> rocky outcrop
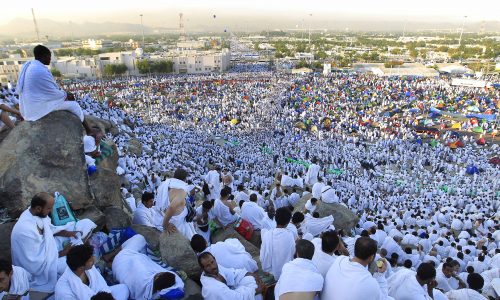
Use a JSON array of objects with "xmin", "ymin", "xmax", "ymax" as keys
[
  {"xmin": 103, "ymin": 206, "xmax": 131, "ymax": 229},
  {"xmin": 159, "ymin": 231, "xmax": 200, "ymax": 279},
  {"xmin": 182, "ymin": 279, "xmax": 203, "ymax": 300},
  {"xmin": 90, "ymin": 168, "xmax": 122, "ymax": 208},
  {"xmin": 131, "ymin": 224, "xmax": 161, "ymax": 251},
  {"xmin": 0, "ymin": 222, "xmax": 15, "ymax": 261},
  {"xmin": 75, "ymin": 205, "xmax": 106, "ymax": 231},
  {"xmin": 127, "ymin": 138, "xmax": 142, "ymax": 156},
  {"xmin": 0, "ymin": 111, "xmax": 92, "ymax": 218},
  {"xmin": 84, "ymin": 115, "xmax": 119, "ymax": 136},
  {"xmin": 293, "ymin": 194, "xmax": 359, "ymax": 233}
]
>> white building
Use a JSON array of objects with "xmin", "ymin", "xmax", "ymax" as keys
[
  {"xmin": 82, "ymin": 39, "xmax": 113, "ymax": 50},
  {"xmin": 97, "ymin": 50, "xmax": 141, "ymax": 76},
  {"xmin": 176, "ymin": 41, "xmax": 207, "ymax": 51},
  {"xmin": 51, "ymin": 57, "xmax": 99, "ymax": 79},
  {"xmin": 295, "ymin": 52, "xmax": 314, "ymax": 60},
  {"xmin": 0, "ymin": 57, "xmax": 29, "ymax": 84},
  {"xmin": 168, "ymin": 49, "xmax": 230, "ymax": 74}
]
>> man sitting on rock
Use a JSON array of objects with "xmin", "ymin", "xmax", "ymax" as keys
[
  {"xmin": 11, "ymin": 192, "xmax": 96, "ymax": 294},
  {"xmin": 0, "ymin": 259, "xmax": 31, "ymax": 299},
  {"xmin": 16, "ymin": 44, "xmax": 91, "ymax": 133},
  {"xmin": 132, "ymin": 191, "xmax": 156, "ymax": 229},
  {"xmin": 199, "ymin": 252, "xmax": 264, "ymax": 300},
  {"xmin": 0, "ymin": 99, "xmax": 22, "ymax": 130},
  {"xmin": 190, "ymin": 234, "xmax": 258, "ymax": 273},
  {"xmin": 55, "ymin": 244, "xmax": 129, "ymax": 300}
]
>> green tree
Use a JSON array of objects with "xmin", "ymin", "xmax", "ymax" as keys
[
  {"xmin": 51, "ymin": 68, "xmax": 62, "ymax": 78},
  {"xmin": 151, "ymin": 60, "xmax": 174, "ymax": 73},
  {"xmin": 314, "ymin": 50, "xmax": 327, "ymax": 60},
  {"xmin": 384, "ymin": 60, "xmax": 404, "ymax": 68},
  {"xmin": 409, "ymin": 49, "xmax": 418, "ymax": 59},
  {"xmin": 103, "ymin": 63, "xmax": 128, "ymax": 76},
  {"xmin": 137, "ymin": 59, "xmax": 151, "ymax": 74}
]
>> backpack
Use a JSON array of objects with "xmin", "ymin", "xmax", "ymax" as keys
[{"xmin": 51, "ymin": 192, "xmax": 77, "ymax": 226}]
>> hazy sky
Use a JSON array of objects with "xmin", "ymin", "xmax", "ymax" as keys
[{"xmin": 3, "ymin": 0, "xmax": 499, "ymax": 27}]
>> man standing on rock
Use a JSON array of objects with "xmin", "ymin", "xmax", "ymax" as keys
[
  {"xmin": 205, "ymin": 165, "xmax": 222, "ymax": 201},
  {"xmin": 304, "ymin": 158, "xmax": 321, "ymax": 186},
  {"xmin": 11, "ymin": 192, "xmax": 96, "ymax": 293},
  {"xmin": 161, "ymin": 168, "xmax": 197, "ymax": 240},
  {"xmin": 16, "ymin": 45, "xmax": 91, "ymax": 133}
]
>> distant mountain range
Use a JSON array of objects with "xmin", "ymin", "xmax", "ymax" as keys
[
  {"xmin": 1, "ymin": 17, "xmax": 499, "ymax": 40},
  {"xmin": 0, "ymin": 18, "xmax": 158, "ymax": 40}
]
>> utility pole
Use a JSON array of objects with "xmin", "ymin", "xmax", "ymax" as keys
[
  {"xmin": 31, "ymin": 8, "xmax": 40, "ymax": 42},
  {"xmin": 140, "ymin": 14, "xmax": 145, "ymax": 48},
  {"xmin": 308, "ymin": 14, "xmax": 312, "ymax": 49}
]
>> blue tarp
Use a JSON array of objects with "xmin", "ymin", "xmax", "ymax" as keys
[
  {"xmin": 465, "ymin": 114, "xmax": 496, "ymax": 122},
  {"xmin": 466, "ymin": 165, "xmax": 479, "ymax": 175}
]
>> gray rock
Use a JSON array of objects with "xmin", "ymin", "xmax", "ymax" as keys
[
  {"xmin": 325, "ymin": 203, "xmax": 359, "ymax": 233},
  {"xmin": 89, "ymin": 167, "xmax": 122, "ymax": 208},
  {"xmin": 0, "ymin": 111, "xmax": 92, "ymax": 218},
  {"xmin": 75, "ymin": 205, "xmax": 106, "ymax": 231},
  {"xmin": 293, "ymin": 194, "xmax": 359, "ymax": 233},
  {"xmin": 127, "ymin": 138, "xmax": 142, "ymax": 156},
  {"xmin": 248, "ymin": 230, "xmax": 262, "ymax": 248},
  {"xmin": 84, "ymin": 115, "xmax": 119, "ymax": 136},
  {"xmin": 103, "ymin": 206, "xmax": 131, "ymax": 229},
  {"xmin": 182, "ymin": 279, "xmax": 202, "ymax": 300},
  {"xmin": 97, "ymin": 141, "xmax": 118, "ymax": 171},
  {"xmin": 159, "ymin": 231, "xmax": 200, "ymax": 279},
  {"xmin": 0, "ymin": 222, "xmax": 15, "ymax": 261},
  {"xmin": 131, "ymin": 224, "xmax": 161, "ymax": 251},
  {"xmin": 211, "ymin": 228, "xmax": 260, "ymax": 258}
]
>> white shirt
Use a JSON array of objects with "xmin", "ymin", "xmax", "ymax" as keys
[{"xmin": 322, "ymin": 256, "xmax": 388, "ymax": 300}]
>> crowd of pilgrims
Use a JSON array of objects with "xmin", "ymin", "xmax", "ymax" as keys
[{"xmin": 2, "ymin": 64, "xmax": 500, "ymax": 300}]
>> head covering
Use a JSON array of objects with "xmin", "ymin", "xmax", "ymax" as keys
[{"xmin": 83, "ymin": 135, "xmax": 97, "ymax": 153}]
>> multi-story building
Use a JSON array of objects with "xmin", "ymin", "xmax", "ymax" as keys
[
  {"xmin": 168, "ymin": 49, "xmax": 230, "ymax": 74},
  {"xmin": 82, "ymin": 39, "xmax": 113, "ymax": 50},
  {"xmin": 97, "ymin": 50, "xmax": 141, "ymax": 76},
  {"xmin": 51, "ymin": 57, "xmax": 99, "ymax": 79},
  {"xmin": 0, "ymin": 57, "xmax": 29, "ymax": 84}
]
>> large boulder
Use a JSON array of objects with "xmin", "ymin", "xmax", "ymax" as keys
[
  {"xmin": 127, "ymin": 138, "xmax": 142, "ymax": 156},
  {"xmin": 131, "ymin": 224, "xmax": 161, "ymax": 251},
  {"xmin": 84, "ymin": 115, "xmax": 119, "ymax": 136},
  {"xmin": 96, "ymin": 140, "xmax": 118, "ymax": 172},
  {"xmin": 103, "ymin": 206, "xmax": 131, "ymax": 230},
  {"xmin": 0, "ymin": 222, "xmax": 15, "ymax": 261},
  {"xmin": 159, "ymin": 231, "xmax": 200, "ymax": 279},
  {"xmin": 293, "ymin": 194, "xmax": 359, "ymax": 233},
  {"xmin": 75, "ymin": 205, "xmax": 106, "ymax": 231},
  {"xmin": 182, "ymin": 279, "xmax": 202, "ymax": 300},
  {"xmin": 89, "ymin": 168, "xmax": 122, "ymax": 208},
  {"xmin": 325, "ymin": 203, "xmax": 359, "ymax": 233},
  {"xmin": 0, "ymin": 111, "xmax": 92, "ymax": 218}
]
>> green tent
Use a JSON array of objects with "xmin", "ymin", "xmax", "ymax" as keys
[
  {"xmin": 473, "ymin": 127, "xmax": 484, "ymax": 133},
  {"xmin": 429, "ymin": 139, "xmax": 439, "ymax": 148}
]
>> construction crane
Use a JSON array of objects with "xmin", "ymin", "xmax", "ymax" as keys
[
  {"xmin": 31, "ymin": 8, "xmax": 41, "ymax": 42},
  {"xmin": 179, "ymin": 13, "xmax": 186, "ymax": 41}
]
